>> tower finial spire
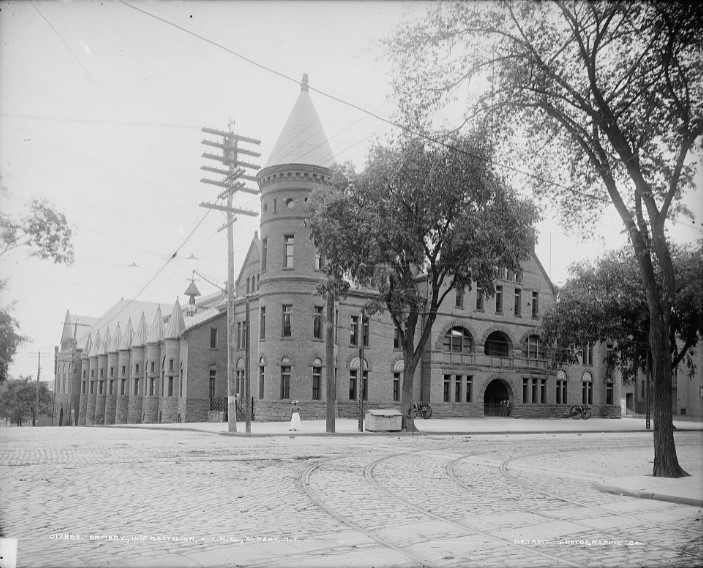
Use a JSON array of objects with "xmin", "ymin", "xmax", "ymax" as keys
[{"xmin": 301, "ymin": 73, "xmax": 309, "ymax": 92}]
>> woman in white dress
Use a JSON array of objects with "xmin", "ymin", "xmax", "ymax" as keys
[{"xmin": 289, "ymin": 400, "xmax": 302, "ymax": 431}]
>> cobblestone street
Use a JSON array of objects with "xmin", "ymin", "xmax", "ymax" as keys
[{"xmin": 1, "ymin": 427, "xmax": 701, "ymax": 568}]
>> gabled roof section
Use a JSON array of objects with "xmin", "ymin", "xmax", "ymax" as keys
[
  {"xmin": 264, "ymin": 74, "xmax": 335, "ymax": 169},
  {"xmin": 100, "ymin": 327, "xmax": 111, "ymax": 355},
  {"xmin": 120, "ymin": 319, "xmax": 133, "ymax": 350},
  {"xmin": 235, "ymin": 232, "xmax": 261, "ymax": 289},
  {"xmin": 132, "ymin": 313, "xmax": 148, "ymax": 348},
  {"xmin": 147, "ymin": 307, "xmax": 164, "ymax": 343},
  {"xmin": 89, "ymin": 331, "xmax": 102, "ymax": 357},
  {"xmin": 109, "ymin": 323, "xmax": 122, "ymax": 352},
  {"xmin": 60, "ymin": 311, "xmax": 73, "ymax": 345},
  {"xmin": 164, "ymin": 299, "xmax": 186, "ymax": 339},
  {"xmin": 82, "ymin": 334, "xmax": 93, "ymax": 358}
]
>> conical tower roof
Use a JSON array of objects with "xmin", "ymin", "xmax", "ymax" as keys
[
  {"xmin": 164, "ymin": 299, "xmax": 186, "ymax": 339},
  {"xmin": 120, "ymin": 319, "xmax": 133, "ymax": 350},
  {"xmin": 132, "ymin": 313, "xmax": 148, "ymax": 348},
  {"xmin": 146, "ymin": 307, "xmax": 164, "ymax": 343},
  {"xmin": 264, "ymin": 74, "xmax": 335, "ymax": 169}
]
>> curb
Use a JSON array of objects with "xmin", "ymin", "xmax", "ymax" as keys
[{"xmin": 594, "ymin": 481, "xmax": 703, "ymax": 508}]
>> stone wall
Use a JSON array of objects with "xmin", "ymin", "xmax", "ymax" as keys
[
  {"xmin": 104, "ymin": 394, "xmax": 117, "ymax": 424},
  {"xmin": 128, "ymin": 396, "xmax": 143, "ymax": 424}
]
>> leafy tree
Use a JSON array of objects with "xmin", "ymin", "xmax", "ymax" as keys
[
  {"xmin": 0, "ymin": 183, "xmax": 74, "ymax": 264},
  {"xmin": 308, "ymin": 133, "xmax": 538, "ymax": 431},
  {"xmin": 0, "ymin": 306, "xmax": 29, "ymax": 384},
  {"xmin": 0, "ymin": 376, "xmax": 52, "ymax": 427},
  {"xmin": 386, "ymin": 1, "xmax": 701, "ymax": 476},
  {"xmin": 541, "ymin": 243, "xmax": 703, "ymax": 386}
]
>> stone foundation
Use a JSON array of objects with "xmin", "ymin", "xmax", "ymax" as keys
[
  {"xmin": 78, "ymin": 394, "xmax": 88, "ymax": 426},
  {"xmin": 142, "ymin": 397, "xmax": 159, "ymax": 424},
  {"xmin": 159, "ymin": 397, "xmax": 178, "ymax": 423},
  {"xmin": 104, "ymin": 395, "xmax": 117, "ymax": 424},
  {"xmin": 116, "ymin": 396, "xmax": 129, "ymax": 424},
  {"xmin": 86, "ymin": 393, "xmax": 97, "ymax": 425},
  {"xmin": 128, "ymin": 396, "xmax": 143, "ymax": 424},
  {"xmin": 95, "ymin": 395, "xmax": 106, "ymax": 425}
]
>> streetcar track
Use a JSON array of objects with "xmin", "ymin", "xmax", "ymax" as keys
[
  {"xmin": 364, "ymin": 450, "xmax": 587, "ymax": 568},
  {"xmin": 301, "ymin": 456, "xmax": 431, "ymax": 567}
]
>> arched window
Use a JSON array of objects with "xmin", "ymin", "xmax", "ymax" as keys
[
  {"xmin": 485, "ymin": 331, "xmax": 510, "ymax": 357},
  {"xmin": 524, "ymin": 335, "xmax": 545, "ymax": 360},
  {"xmin": 443, "ymin": 327, "xmax": 473, "ymax": 354}
]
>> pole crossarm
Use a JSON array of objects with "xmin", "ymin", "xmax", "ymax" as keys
[
  {"xmin": 201, "ymin": 165, "xmax": 258, "ymax": 183},
  {"xmin": 201, "ymin": 138, "xmax": 261, "ymax": 158},
  {"xmin": 201, "ymin": 126, "xmax": 261, "ymax": 146},
  {"xmin": 200, "ymin": 201, "xmax": 259, "ymax": 217},
  {"xmin": 201, "ymin": 152, "xmax": 261, "ymax": 171}
]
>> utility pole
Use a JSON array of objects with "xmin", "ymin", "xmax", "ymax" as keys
[
  {"xmin": 28, "ymin": 351, "xmax": 47, "ymax": 427},
  {"xmin": 325, "ymin": 294, "xmax": 336, "ymax": 433},
  {"xmin": 200, "ymin": 122, "xmax": 260, "ymax": 433},
  {"xmin": 244, "ymin": 296, "xmax": 251, "ymax": 434},
  {"xmin": 357, "ymin": 309, "xmax": 366, "ymax": 433}
]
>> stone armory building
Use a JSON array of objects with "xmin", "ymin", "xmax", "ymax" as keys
[{"xmin": 54, "ymin": 76, "xmax": 621, "ymax": 426}]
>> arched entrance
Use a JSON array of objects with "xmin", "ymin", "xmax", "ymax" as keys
[{"xmin": 484, "ymin": 379, "xmax": 513, "ymax": 416}]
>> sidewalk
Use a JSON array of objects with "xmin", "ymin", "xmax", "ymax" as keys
[
  {"xmin": 112, "ymin": 415, "xmax": 703, "ymax": 509},
  {"xmin": 112, "ymin": 415, "xmax": 703, "ymax": 436}
]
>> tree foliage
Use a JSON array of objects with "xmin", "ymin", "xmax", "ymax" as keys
[
  {"xmin": 308, "ymin": 132, "xmax": 538, "ymax": 430},
  {"xmin": 542, "ymin": 242, "xmax": 703, "ymax": 382},
  {"xmin": 1, "ymin": 184, "xmax": 74, "ymax": 264},
  {"xmin": 386, "ymin": 0, "xmax": 701, "ymax": 476},
  {"xmin": 0, "ymin": 377, "xmax": 52, "ymax": 427},
  {"xmin": 0, "ymin": 304, "xmax": 29, "ymax": 384}
]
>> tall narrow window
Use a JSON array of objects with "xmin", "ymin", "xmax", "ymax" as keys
[
  {"xmin": 180, "ymin": 365, "xmax": 184, "ymax": 397},
  {"xmin": 168, "ymin": 376, "xmax": 174, "ymax": 397},
  {"xmin": 496, "ymin": 285, "xmax": 503, "ymax": 314},
  {"xmin": 280, "ymin": 365, "xmax": 291, "ymax": 399},
  {"xmin": 532, "ymin": 291, "xmax": 539, "ymax": 318},
  {"xmin": 394, "ymin": 328, "xmax": 401, "ymax": 350},
  {"xmin": 313, "ymin": 306, "xmax": 323, "ymax": 340},
  {"xmin": 312, "ymin": 365, "xmax": 321, "ymax": 400},
  {"xmin": 134, "ymin": 378, "xmax": 140, "ymax": 396},
  {"xmin": 393, "ymin": 372, "xmax": 400, "ymax": 402},
  {"xmin": 476, "ymin": 287, "xmax": 484, "ymax": 311},
  {"xmin": 582, "ymin": 379, "xmax": 593, "ymax": 405},
  {"xmin": 350, "ymin": 315, "xmax": 359, "ymax": 346},
  {"xmin": 209, "ymin": 369, "xmax": 216, "ymax": 399},
  {"xmin": 261, "ymin": 238, "xmax": 268, "ymax": 271},
  {"xmin": 523, "ymin": 378, "xmax": 530, "ymax": 403},
  {"xmin": 258, "ymin": 364, "xmax": 264, "ymax": 399},
  {"xmin": 444, "ymin": 374, "xmax": 451, "ymax": 402},
  {"xmin": 349, "ymin": 370, "xmax": 357, "ymax": 400},
  {"xmin": 531, "ymin": 378, "xmax": 538, "ymax": 403},
  {"xmin": 260, "ymin": 307, "xmax": 266, "ymax": 340},
  {"xmin": 454, "ymin": 375, "xmax": 462, "ymax": 402},
  {"xmin": 540, "ymin": 379, "xmax": 546, "ymax": 404},
  {"xmin": 282, "ymin": 305, "xmax": 292, "ymax": 337},
  {"xmin": 283, "ymin": 235, "xmax": 294, "ymax": 268},
  {"xmin": 456, "ymin": 287, "xmax": 464, "ymax": 309},
  {"xmin": 606, "ymin": 382, "xmax": 614, "ymax": 405},
  {"xmin": 121, "ymin": 379, "xmax": 127, "ymax": 395},
  {"xmin": 149, "ymin": 377, "xmax": 155, "ymax": 396},
  {"xmin": 465, "ymin": 376, "xmax": 473, "ymax": 403},
  {"xmin": 362, "ymin": 315, "xmax": 369, "ymax": 347},
  {"xmin": 514, "ymin": 288, "xmax": 522, "ymax": 316}
]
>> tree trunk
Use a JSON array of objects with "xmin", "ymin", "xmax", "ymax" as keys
[
  {"xmin": 650, "ymin": 310, "xmax": 688, "ymax": 477},
  {"xmin": 401, "ymin": 359, "xmax": 419, "ymax": 432}
]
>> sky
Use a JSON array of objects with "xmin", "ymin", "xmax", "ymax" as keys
[{"xmin": 1, "ymin": 0, "xmax": 701, "ymax": 382}]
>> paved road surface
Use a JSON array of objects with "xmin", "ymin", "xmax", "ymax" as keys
[{"xmin": 1, "ymin": 427, "xmax": 701, "ymax": 568}]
